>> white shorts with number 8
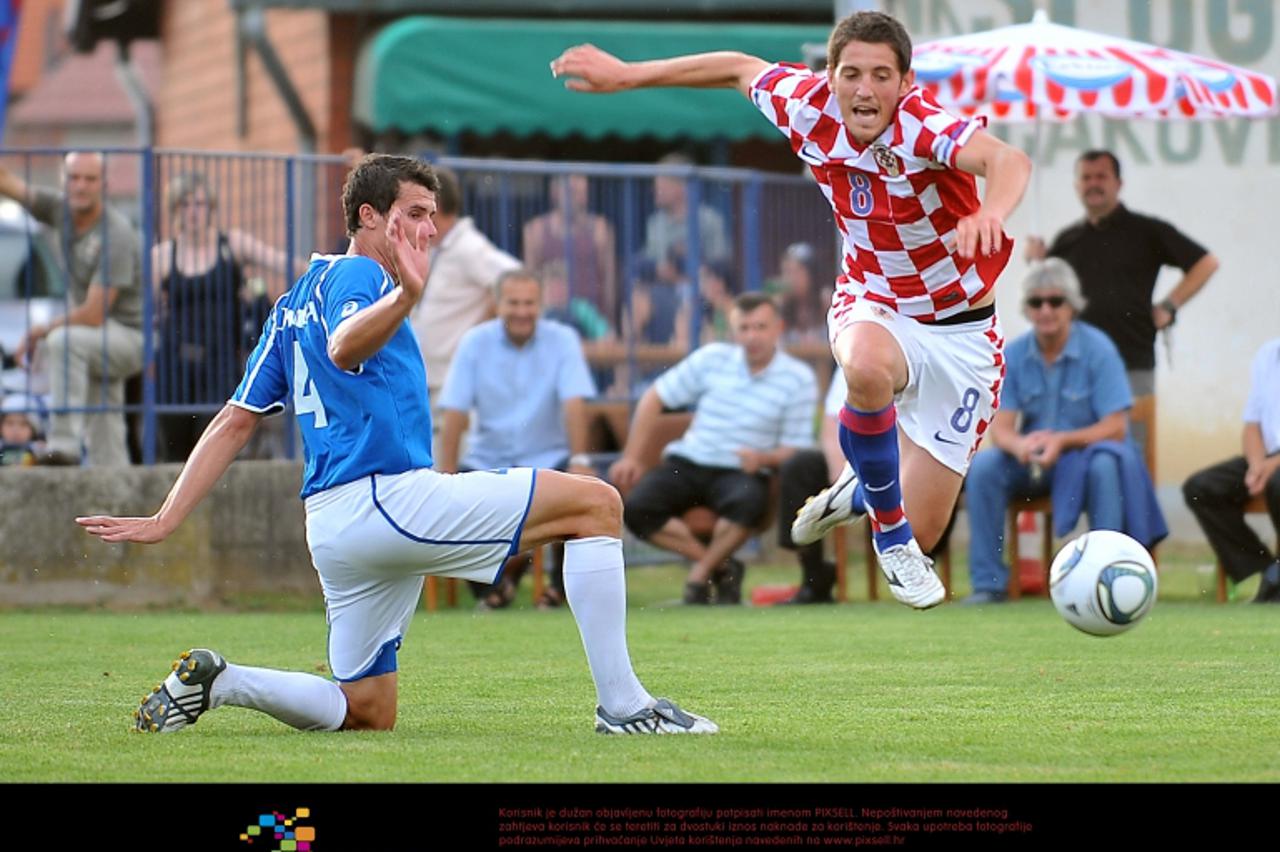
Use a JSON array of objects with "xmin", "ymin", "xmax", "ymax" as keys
[{"xmin": 829, "ymin": 298, "xmax": 1005, "ymax": 474}]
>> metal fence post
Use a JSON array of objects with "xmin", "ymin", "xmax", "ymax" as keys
[
  {"xmin": 743, "ymin": 175, "xmax": 763, "ymax": 293},
  {"xmin": 283, "ymin": 157, "xmax": 297, "ymax": 460},
  {"xmin": 684, "ymin": 170, "xmax": 703, "ymax": 352},
  {"xmin": 140, "ymin": 147, "xmax": 157, "ymax": 464}
]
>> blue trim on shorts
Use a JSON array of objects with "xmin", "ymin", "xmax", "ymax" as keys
[
  {"xmin": 370, "ymin": 473, "xmax": 515, "ymax": 547},
  {"xmin": 505, "ymin": 468, "xmax": 538, "ymax": 558},
  {"xmin": 335, "ymin": 635, "xmax": 402, "ymax": 683},
  {"xmin": 324, "ymin": 601, "xmax": 333, "ymax": 680}
]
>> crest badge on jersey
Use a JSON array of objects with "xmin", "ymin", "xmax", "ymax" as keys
[{"xmin": 871, "ymin": 143, "xmax": 901, "ymax": 177}]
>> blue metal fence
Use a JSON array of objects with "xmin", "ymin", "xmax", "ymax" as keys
[{"xmin": 0, "ymin": 147, "xmax": 837, "ymax": 466}]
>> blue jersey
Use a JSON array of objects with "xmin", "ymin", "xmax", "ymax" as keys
[{"xmin": 231, "ymin": 254, "xmax": 434, "ymax": 497}]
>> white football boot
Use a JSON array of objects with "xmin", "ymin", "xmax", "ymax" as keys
[
  {"xmin": 595, "ymin": 699, "xmax": 719, "ymax": 734},
  {"xmin": 874, "ymin": 538, "xmax": 946, "ymax": 610},
  {"xmin": 790, "ymin": 462, "xmax": 865, "ymax": 546}
]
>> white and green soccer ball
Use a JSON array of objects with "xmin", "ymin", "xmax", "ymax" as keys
[{"xmin": 1049, "ymin": 530, "xmax": 1158, "ymax": 637}]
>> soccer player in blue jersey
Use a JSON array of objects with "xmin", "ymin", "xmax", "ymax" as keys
[{"xmin": 77, "ymin": 154, "xmax": 716, "ymax": 736}]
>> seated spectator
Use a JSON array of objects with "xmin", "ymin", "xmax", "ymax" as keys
[
  {"xmin": 436, "ymin": 268, "xmax": 598, "ymax": 609},
  {"xmin": 624, "ymin": 153, "xmax": 733, "ymax": 351},
  {"xmin": 541, "ymin": 258, "xmax": 613, "ymax": 343},
  {"xmin": 963, "ymin": 258, "xmax": 1167, "ymax": 605},
  {"xmin": 626, "ymin": 257, "xmax": 687, "ymax": 347},
  {"xmin": 1183, "ymin": 337, "xmax": 1280, "ymax": 603},
  {"xmin": 665, "ymin": 260, "xmax": 739, "ymax": 350},
  {"xmin": 151, "ymin": 172, "xmax": 297, "ymax": 461},
  {"xmin": 541, "ymin": 257, "xmax": 616, "ymax": 396},
  {"xmin": 610, "ymin": 293, "xmax": 818, "ymax": 605},
  {"xmin": 692, "ymin": 260, "xmax": 738, "ymax": 346},
  {"xmin": 523, "ymin": 173, "xmax": 617, "ymax": 327},
  {"xmin": 642, "ymin": 153, "xmax": 731, "ymax": 287},
  {"xmin": 0, "ymin": 153, "xmax": 143, "ymax": 467},
  {"xmin": 765, "ymin": 242, "xmax": 831, "ymax": 345},
  {"xmin": 0, "ymin": 393, "xmax": 45, "ymax": 466},
  {"xmin": 774, "ymin": 368, "xmax": 846, "ymax": 604}
]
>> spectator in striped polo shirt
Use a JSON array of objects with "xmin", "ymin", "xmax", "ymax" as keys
[{"xmin": 609, "ymin": 293, "xmax": 819, "ymax": 605}]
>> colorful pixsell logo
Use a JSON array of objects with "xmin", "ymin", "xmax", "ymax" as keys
[{"xmin": 239, "ymin": 808, "xmax": 317, "ymax": 851}]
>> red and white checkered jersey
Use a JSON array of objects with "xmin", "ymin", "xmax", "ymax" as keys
[{"xmin": 749, "ymin": 63, "xmax": 1013, "ymax": 322}]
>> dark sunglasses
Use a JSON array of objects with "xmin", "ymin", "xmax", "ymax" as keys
[{"xmin": 1026, "ymin": 295, "xmax": 1067, "ymax": 310}]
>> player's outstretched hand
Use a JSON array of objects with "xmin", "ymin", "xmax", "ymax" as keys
[
  {"xmin": 76, "ymin": 514, "xmax": 171, "ymax": 544},
  {"xmin": 387, "ymin": 208, "xmax": 431, "ymax": 301},
  {"xmin": 956, "ymin": 210, "xmax": 1005, "ymax": 260},
  {"xmin": 550, "ymin": 44, "xmax": 632, "ymax": 93}
]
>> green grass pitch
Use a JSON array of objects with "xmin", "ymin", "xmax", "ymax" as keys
[{"xmin": 1, "ymin": 548, "xmax": 1277, "ymax": 783}]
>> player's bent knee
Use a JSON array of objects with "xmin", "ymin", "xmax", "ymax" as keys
[
  {"xmin": 840, "ymin": 356, "xmax": 895, "ymax": 399},
  {"xmin": 339, "ymin": 674, "xmax": 397, "ymax": 731},
  {"xmin": 580, "ymin": 478, "xmax": 623, "ymax": 536},
  {"xmin": 342, "ymin": 699, "xmax": 396, "ymax": 731}
]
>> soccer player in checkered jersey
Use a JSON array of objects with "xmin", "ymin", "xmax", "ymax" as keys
[
  {"xmin": 552, "ymin": 11, "xmax": 1031, "ymax": 609},
  {"xmin": 76, "ymin": 155, "xmax": 716, "ymax": 736}
]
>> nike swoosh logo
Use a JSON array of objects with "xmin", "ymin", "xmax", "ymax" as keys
[
  {"xmin": 798, "ymin": 141, "xmax": 826, "ymax": 165},
  {"xmin": 885, "ymin": 570, "xmax": 904, "ymax": 588},
  {"xmin": 933, "ymin": 430, "xmax": 963, "ymax": 446}
]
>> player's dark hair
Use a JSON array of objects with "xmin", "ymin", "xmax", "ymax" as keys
[
  {"xmin": 732, "ymin": 291, "xmax": 779, "ymax": 316},
  {"xmin": 342, "ymin": 153, "xmax": 440, "ymax": 237},
  {"xmin": 827, "ymin": 11, "xmax": 913, "ymax": 75},
  {"xmin": 1078, "ymin": 149, "xmax": 1122, "ymax": 180}
]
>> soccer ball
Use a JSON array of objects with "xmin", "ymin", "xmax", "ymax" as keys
[{"xmin": 1049, "ymin": 530, "xmax": 1157, "ymax": 637}]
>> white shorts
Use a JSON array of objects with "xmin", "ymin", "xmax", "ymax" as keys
[
  {"xmin": 304, "ymin": 467, "xmax": 537, "ymax": 681},
  {"xmin": 828, "ymin": 299, "xmax": 1004, "ymax": 474}
]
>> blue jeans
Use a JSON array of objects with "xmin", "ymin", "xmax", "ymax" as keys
[{"xmin": 966, "ymin": 450, "xmax": 1123, "ymax": 594}]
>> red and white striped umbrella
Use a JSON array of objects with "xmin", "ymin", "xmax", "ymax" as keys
[{"xmin": 913, "ymin": 10, "xmax": 1277, "ymax": 121}]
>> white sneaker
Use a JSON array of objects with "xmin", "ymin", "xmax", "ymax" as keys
[
  {"xmin": 790, "ymin": 463, "xmax": 865, "ymax": 546},
  {"xmin": 874, "ymin": 538, "xmax": 946, "ymax": 609},
  {"xmin": 595, "ymin": 698, "xmax": 719, "ymax": 734}
]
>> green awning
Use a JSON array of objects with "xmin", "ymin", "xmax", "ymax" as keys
[{"xmin": 353, "ymin": 17, "xmax": 828, "ymax": 140}]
